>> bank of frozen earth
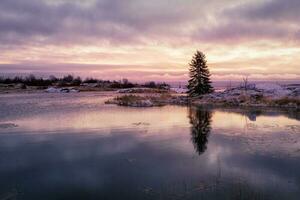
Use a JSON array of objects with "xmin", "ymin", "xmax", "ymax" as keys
[{"xmin": 193, "ymin": 83, "xmax": 300, "ymax": 108}]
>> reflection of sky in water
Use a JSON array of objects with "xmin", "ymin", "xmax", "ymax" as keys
[{"xmin": 0, "ymin": 93, "xmax": 299, "ymax": 200}]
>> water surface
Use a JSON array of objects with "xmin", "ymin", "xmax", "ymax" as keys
[{"xmin": 0, "ymin": 92, "xmax": 300, "ymax": 200}]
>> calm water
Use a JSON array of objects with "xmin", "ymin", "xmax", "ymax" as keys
[{"xmin": 0, "ymin": 92, "xmax": 300, "ymax": 200}]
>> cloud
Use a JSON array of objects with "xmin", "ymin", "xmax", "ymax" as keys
[
  {"xmin": 226, "ymin": 0, "xmax": 300, "ymax": 23},
  {"xmin": 1, "ymin": 0, "xmax": 300, "ymax": 45},
  {"xmin": 0, "ymin": 0, "xmax": 299, "ymax": 81},
  {"xmin": 0, "ymin": 0, "xmax": 212, "ymax": 46},
  {"xmin": 194, "ymin": 21, "xmax": 289, "ymax": 42},
  {"xmin": 1, "ymin": 63, "xmax": 299, "ymax": 82},
  {"xmin": 194, "ymin": 0, "xmax": 300, "ymax": 43}
]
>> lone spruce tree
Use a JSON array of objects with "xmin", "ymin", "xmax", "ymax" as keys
[{"xmin": 188, "ymin": 51, "xmax": 213, "ymax": 96}]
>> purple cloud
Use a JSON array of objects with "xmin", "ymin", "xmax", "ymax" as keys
[{"xmin": 193, "ymin": 0, "xmax": 300, "ymax": 43}]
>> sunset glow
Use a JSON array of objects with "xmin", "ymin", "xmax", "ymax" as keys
[{"xmin": 1, "ymin": 0, "xmax": 300, "ymax": 82}]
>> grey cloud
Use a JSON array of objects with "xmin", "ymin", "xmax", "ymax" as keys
[
  {"xmin": 193, "ymin": 0, "xmax": 300, "ymax": 43},
  {"xmin": 1, "ymin": 0, "xmax": 299, "ymax": 50},
  {"xmin": 226, "ymin": 0, "xmax": 300, "ymax": 22},
  {"xmin": 195, "ymin": 21, "xmax": 289, "ymax": 42},
  {"xmin": 0, "ymin": 0, "xmax": 210, "ymax": 46}
]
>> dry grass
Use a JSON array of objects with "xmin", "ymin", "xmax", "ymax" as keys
[
  {"xmin": 273, "ymin": 97, "xmax": 300, "ymax": 106},
  {"xmin": 114, "ymin": 95, "xmax": 147, "ymax": 105},
  {"xmin": 105, "ymin": 94, "xmax": 174, "ymax": 107}
]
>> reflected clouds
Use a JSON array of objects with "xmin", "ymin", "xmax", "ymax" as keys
[{"xmin": 0, "ymin": 93, "xmax": 300, "ymax": 199}]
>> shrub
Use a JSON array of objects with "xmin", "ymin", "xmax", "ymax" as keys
[
  {"xmin": 144, "ymin": 81, "xmax": 156, "ymax": 88},
  {"xmin": 71, "ymin": 76, "xmax": 82, "ymax": 86},
  {"xmin": 83, "ymin": 78, "xmax": 99, "ymax": 83},
  {"xmin": 62, "ymin": 75, "xmax": 74, "ymax": 83},
  {"xmin": 114, "ymin": 95, "xmax": 146, "ymax": 105}
]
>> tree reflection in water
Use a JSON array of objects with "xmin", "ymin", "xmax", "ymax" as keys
[{"xmin": 188, "ymin": 107, "xmax": 212, "ymax": 155}]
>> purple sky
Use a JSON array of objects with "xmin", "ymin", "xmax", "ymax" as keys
[{"xmin": 0, "ymin": 0, "xmax": 300, "ymax": 81}]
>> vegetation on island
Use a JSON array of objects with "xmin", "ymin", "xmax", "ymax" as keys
[
  {"xmin": 105, "ymin": 94, "xmax": 187, "ymax": 107},
  {"xmin": 0, "ymin": 74, "xmax": 170, "ymax": 91}
]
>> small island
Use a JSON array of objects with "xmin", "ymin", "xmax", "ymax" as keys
[
  {"xmin": 105, "ymin": 51, "xmax": 300, "ymax": 109},
  {"xmin": 1, "ymin": 51, "xmax": 299, "ymax": 109}
]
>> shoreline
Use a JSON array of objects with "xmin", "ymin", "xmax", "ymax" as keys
[
  {"xmin": 190, "ymin": 101, "xmax": 300, "ymax": 111},
  {"xmin": 1, "ymin": 86, "xmax": 299, "ymax": 110}
]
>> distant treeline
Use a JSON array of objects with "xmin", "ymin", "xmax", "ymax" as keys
[{"xmin": 0, "ymin": 74, "xmax": 170, "ymax": 89}]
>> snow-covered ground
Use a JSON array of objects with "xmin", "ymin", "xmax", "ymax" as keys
[
  {"xmin": 254, "ymin": 83, "xmax": 295, "ymax": 98},
  {"xmin": 170, "ymin": 87, "xmax": 188, "ymax": 94},
  {"xmin": 195, "ymin": 83, "xmax": 300, "ymax": 108}
]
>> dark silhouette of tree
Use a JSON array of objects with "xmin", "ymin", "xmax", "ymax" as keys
[
  {"xmin": 187, "ymin": 51, "xmax": 214, "ymax": 97},
  {"xmin": 72, "ymin": 76, "xmax": 82, "ymax": 86},
  {"xmin": 0, "ymin": 75, "xmax": 169, "ymax": 90},
  {"xmin": 144, "ymin": 81, "xmax": 156, "ymax": 88},
  {"xmin": 188, "ymin": 107, "xmax": 212, "ymax": 155},
  {"xmin": 83, "ymin": 77, "xmax": 99, "ymax": 83},
  {"xmin": 62, "ymin": 74, "xmax": 74, "ymax": 83},
  {"xmin": 49, "ymin": 75, "xmax": 58, "ymax": 82}
]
